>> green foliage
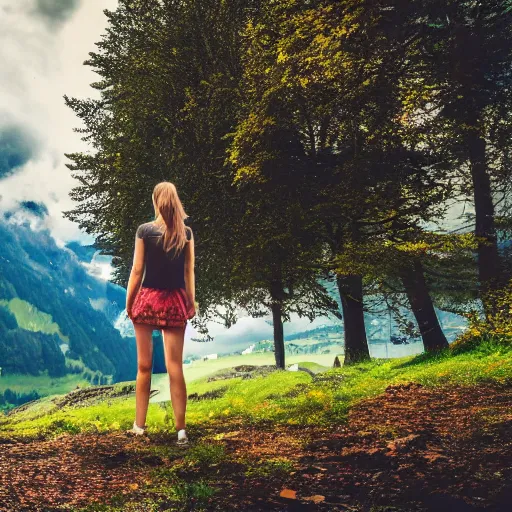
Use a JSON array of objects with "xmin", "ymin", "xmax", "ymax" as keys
[
  {"xmin": 451, "ymin": 281, "xmax": 512, "ymax": 354},
  {"xmin": 169, "ymin": 480, "xmax": 216, "ymax": 510},
  {"xmin": 0, "ymin": 303, "xmax": 17, "ymax": 330},
  {"xmin": 43, "ymin": 418, "xmax": 82, "ymax": 437},
  {"xmin": 0, "ymin": 388, "xmax": 41, "ymax": 410}
]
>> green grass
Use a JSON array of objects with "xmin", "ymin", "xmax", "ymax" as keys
[
  {"xmin": 185, "ymin": 442, "xmax": 227, "ymax": 467},
  {"xmin": 181, "ymin": 352, "xmax": 337, "ymax": 381},
  {"xmin": 294, "ymin": 361, "xmax": 328, "ymax": 373},
  {"xmin": 2, "ymin": 339, "xmax": 511, "ymax": 438},
  {"xmin": 0, "ymin": 297, "xmax": 69, "ymax": 342},
  {"xmin": 0, "ymin": 371, "xmax": 89, "ymax": 395},
  {"xmin": 244, "ymin": 457, "xmax": 294, "ymax": 478},
  {"xmin": 149, "ymin": 353, "xmax": 335, "ymax": 403},
  {"xmin": 169, "ymin": 480, "xmax": 216, "ymax": 509}
]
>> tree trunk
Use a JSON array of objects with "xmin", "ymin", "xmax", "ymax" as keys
[
  {"xmin": 466, "ymin": 123, "xmax": 502, "ymax": 316},
  {"xmin": 400, "ymin": 259, "xmax": 449, "ymax": 353},
  {"xmin": 336, "ymin": 275, "xmax": 371, "ymax": 364},
  {"xmin": 270, "ymin": 301, "xmax": 285, "ymax": 369}
]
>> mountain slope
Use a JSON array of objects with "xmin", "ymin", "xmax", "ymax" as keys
[{"xmin": 0, "ymin": 218, "xmax": 136, "ymax": 382}]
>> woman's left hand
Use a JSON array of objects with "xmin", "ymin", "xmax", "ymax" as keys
[
  {"xmin": 188, "ymin": 303, "xmax": 197, "ymax": 319},
  {"xmin": 185, "ymin": 296, "xmax": 197, "ymax": 319}
]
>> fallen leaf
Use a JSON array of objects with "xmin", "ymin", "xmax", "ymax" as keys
[
  {"xmin": 423, "ymin": 452, "xmax": 447, "ymax": 462},
  {"xmin": 303, "ymin": 495, "xmax": 325, "ymax": 504},
  {"xmin": 280, "ymin": 489, "xmax": 297, "ymax": 499}
]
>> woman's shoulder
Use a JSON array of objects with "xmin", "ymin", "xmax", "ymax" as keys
[
  {"xmin": 136, "ymin": 223, "xmax": 147, "ymax": 239},
  {"xmin": 136, "ymin": 222, "xmax": 161, "ymax": 239},
  {"xmin": 137, "ymin": 221, "xmax": 192, "ymax": 240}
]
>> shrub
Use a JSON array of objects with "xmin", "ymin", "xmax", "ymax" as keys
[
  {"xmin": 170, "ymin": 480, "xmax": 215, "ymax": 509},
  {"xmin": 451, "ymin": 282, "xmax": 512, "ymax": 355}
]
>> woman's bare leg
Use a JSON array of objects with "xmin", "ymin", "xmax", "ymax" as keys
[
  {"xmin": 133, "ymin": 322, "xmax": 154, "ymax": 428},
  {"xmin": 162, "ymin": 325, "xmax": 187, "ymax": 431}
]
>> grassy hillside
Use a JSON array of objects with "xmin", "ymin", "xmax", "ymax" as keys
[
  {"xmin": 0, "ymin": 297, "xmax": 69, "ymax": 342},
  {"xmin": 148, "ymin": 353, "xmax": 336, "ymax": 403},
  {"xmin": 0, "ymin": 372, "xmax": 89, "ymax": 397},
  {"xmin": 1, "ymin": 335, "xmax": 511, "ymax": 511},
  {"xmin": 2, "ymin": 336, "xmax": 510, "ymax": 437}
]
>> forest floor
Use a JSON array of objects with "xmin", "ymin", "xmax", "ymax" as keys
[{"xmin": 1, "ymin": 379, "xmax": 511, "ymax": 512}]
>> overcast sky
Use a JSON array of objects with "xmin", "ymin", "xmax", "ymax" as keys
[{"xmin": 0, "ymin": 0, "xmax": 118, "ymax": 244}]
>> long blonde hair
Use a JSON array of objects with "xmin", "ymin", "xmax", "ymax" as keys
[{"xmin": 152, "ymin": 182, "xmax": 190, "ymax": 254}]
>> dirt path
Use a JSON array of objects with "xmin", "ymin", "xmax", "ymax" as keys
[{"xmin": 1, "ymin": 383, "xmax": 511, "ymax": 511}]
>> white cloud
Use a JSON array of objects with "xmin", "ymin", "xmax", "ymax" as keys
[
  {"xmin": 184, "ymin": 310, "xmax": 337, "ymax": 356},
  {"xmin": 0, "ymin": 0, "xmax": 118, "ymax": 244}
]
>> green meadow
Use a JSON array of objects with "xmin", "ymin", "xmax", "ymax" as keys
[
  {"xmin": 0, "ymin": 298, "xmax": 69, "ymax": 342},
  {"xmin": 0, "ymin": 372, "xmax": 88, "ymax": 397},
  {"xmin": 151, "ymin": 351, "xmax": 339, "ymax": 400},
  {"xmin": 2, "ymin": 336, "xmax": 510, "ymax": 439}
]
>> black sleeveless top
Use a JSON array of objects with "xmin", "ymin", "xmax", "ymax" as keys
[{"xmin": 136, "ymin": 222, "xmax": 192, "ymax": 290}]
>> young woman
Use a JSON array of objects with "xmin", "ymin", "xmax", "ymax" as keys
[{"xmin": 125, "ymin": 181, "xmax": 196, "ymax": 445}]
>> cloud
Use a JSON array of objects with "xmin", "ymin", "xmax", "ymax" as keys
[
  {"xmin": 19, "ymin": 200, "xmax": 49, "ymax": 218},
  {"xmin": 32, "ymin": 0, "xmax": 81, "ymax": 27},
  {"xmin": 0, "ymin": 0, "xmax": 118, "ymax": 245},
  {"xmin": 0, "ymin": 124, "xmax": 38, "ymax": 179},
  {"xmin": 184, "ymin": 312, "xmax": 336, "ymax": 357}
]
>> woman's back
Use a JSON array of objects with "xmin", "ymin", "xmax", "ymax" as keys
[{"xmin": 136, "ymin": 222, "xmax": 191, "ymax": 290}]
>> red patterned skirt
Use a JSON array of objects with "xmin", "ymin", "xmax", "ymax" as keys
[{"xmin": 130, "ymin": 286, "xmax": 194, "ymax": 328}]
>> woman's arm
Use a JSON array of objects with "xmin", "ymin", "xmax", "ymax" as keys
[
  {"xmin": 126, "ymin": 234, "xmax": 145, "ymax": 318},
  {"xmin": 184, "ymin": 229, "xmax": 196, "ymax": 316}
]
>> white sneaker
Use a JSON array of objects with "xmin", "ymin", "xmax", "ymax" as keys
[
  {"xmin": 127, "ymin": 420, "xmax": 146, "ymax": 436},
  {"xmin": 177, "ymin": 428, "xmax": 188, "ymax": 446}
]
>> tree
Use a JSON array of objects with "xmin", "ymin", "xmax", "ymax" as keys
[
  {"xmin": 229, "ymin": 167, "xmax": 340, "ymax": 368},
  {"xmin": 63, "ymin": 0, "xmax": 339, "ymax": 368},
  {"xmin": 64, "ymin": 0, "xmax": 255, "ymax": 333},
  {"xmin": 228, "ymin": 0, "xmax": 459, "ymax": 361},
  {"xmin": 406, "ymin": 0, "xmax": 512, "ymax": 314}
]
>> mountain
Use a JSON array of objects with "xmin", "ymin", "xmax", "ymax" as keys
[{"xmin": 0, "ymin": 217, "xmax": 137, "ymax": 383}]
